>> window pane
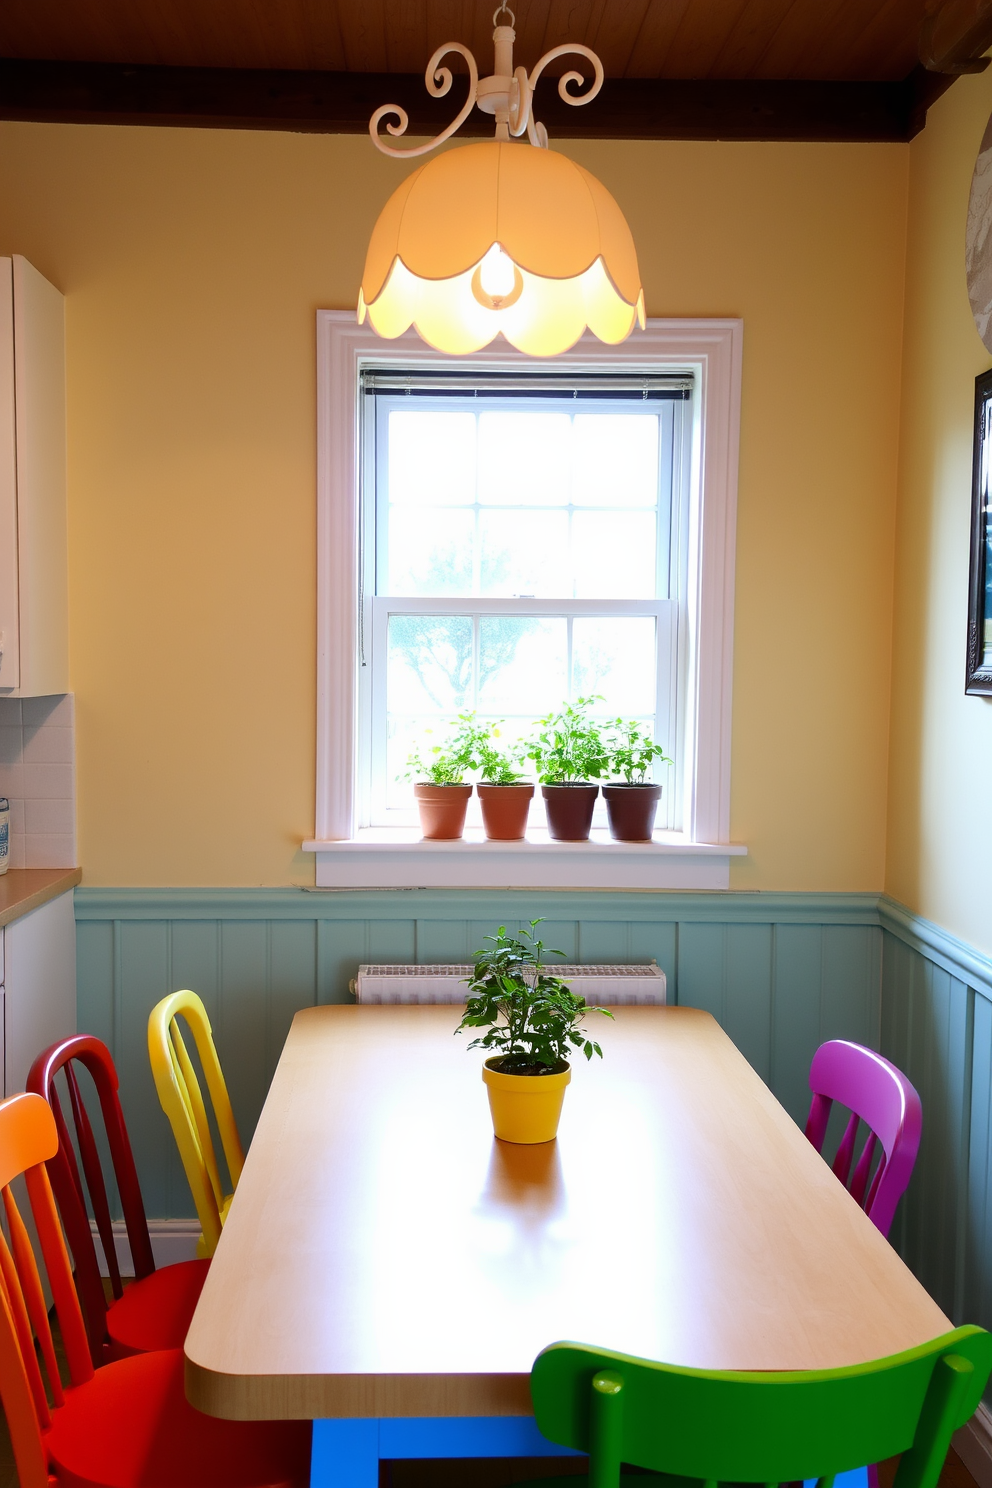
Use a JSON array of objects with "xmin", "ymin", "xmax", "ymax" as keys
[
  {"xmin": 387, "ymin": 508, "xmax": 474, "ymax": 595},
  {"xmin": 387, "ymin": 615, "xmax": 473, "ymax": 713},
  {"xmin": 386, "ymin": 714, "xmax": 450, "ymax": 808},
  {"xmin": 478, "ymin": 411, "xmax": 570, "ymax": 506},
  {"xmin": 478, "ymin": 617, "xmax": 567, "ymax": 714},
  {"xmin": 573, "ymin": 511, "xmax": 657, "ymax": 599},
  {"xmin": 480, "ymin": 510, "xmax": 569, "ymax": 596},
  {"xmin": 388, "ymin": 412, "xmax": 476, "ymax": 506},
  {"xmin": 572, "ymin": 616, "xmax": 656, "ymax": 716},
  {"xmin": 572, "ymin": 414, "xmax": 660, "ymax": 507}
]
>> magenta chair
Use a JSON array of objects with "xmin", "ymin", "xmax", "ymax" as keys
[{"xmin": 805, "ymin": 1039, "xmax": 922, "ymax": 1240}]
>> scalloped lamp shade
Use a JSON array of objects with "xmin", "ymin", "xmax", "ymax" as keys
[{"xmin": 358, "ymin": 141, "xmax": 646, "ymax": 356}]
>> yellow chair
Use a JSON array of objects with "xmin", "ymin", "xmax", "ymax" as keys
[{"xmin": 147, "ymin": 990, "xmax": 245, "ymax": 1258}]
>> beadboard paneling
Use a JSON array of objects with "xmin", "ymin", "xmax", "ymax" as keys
[{"xmin": 74, "ymin": 888, "xmax": 882, "ymax": 1220}]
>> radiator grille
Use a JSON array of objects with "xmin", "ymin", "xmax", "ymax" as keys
[{"xmin": 354, "ymin": 963, "xmax": 666, "ymax": 1005}]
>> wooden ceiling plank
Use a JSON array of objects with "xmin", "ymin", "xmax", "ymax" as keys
[
  {"xmin": 0, "ymin": 57, "xmax": 925, "ymax": 140},
  {"xmin": 586, "ymin": 0, "xmax": 654, "ymax": 78},
  {"xmin": 707, "ymin": 0, "xmax": 806, "ymax": 79},
  {"xmin": 0, "ymin": 0, "xmax": 164, "ymax": 66},
  {"xmin": 830, "ymin": 0, "xmax": 926, "ymax": 81},
  {"xmin": 619, "ymin": 0, "xmax": 694, "ymax": 79},
  {"xmin": 659, "ymin": 0, "xmax": 762, "ymax": 79},
  {"xmin": 246, "ymin": 0, "xmax": 348, "ymax": 73},
  {"xmin": 760, "ymin": 0, "xmax": 922, "ymax": 81},
  {"xmin": 331, "ymin": 0, "xmax": 389, "ymax": 73},
  {"xmin": 753, "ymin": 0, "xmax": 863, "ymax": 78},
  {"xmin": 382, "ymin": 0, "xmax": 428, "ymax": 75}
]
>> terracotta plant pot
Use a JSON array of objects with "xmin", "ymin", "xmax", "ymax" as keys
[
  {"xmin": 478, "ymin": 783, "xmax": 534, "ymax": 841},
  {"xmin": 541, "ymin": 783, "xmax": 599, "ymax": 841},
  {"xmin": 413, "ymin": 783, "xmax": 473, "ymax": 840},
  {"xmin": 482, "ymin": 1058, "xmax": 571, "ymax": 1143},
  {"xmin": 603, "ymin": 783, "xmax": 663, "ymax": 842}
]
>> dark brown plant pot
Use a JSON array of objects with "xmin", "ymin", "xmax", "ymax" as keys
[
  {"xmin": 478, "ymin": 783, "xmax": 534, "ymax": 841},
  {"xmin": 413, "ymin": 783, "xmax": 473, "ymax": 841},
  {"xmin": 541, "ymin": 783, "xmax": 599, "ymax": 841},
  {"xmin": 603, "ymin": 783, "xmax": 663, "ymax": 842}
]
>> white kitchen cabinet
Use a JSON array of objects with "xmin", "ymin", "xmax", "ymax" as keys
[
  {"xmin": 0, "ymin": 256, "xmax": 68, "ymax": 696},
  {"xmin": 3, "ymin": 889, "xmax": 76, "ymax": 1094}
]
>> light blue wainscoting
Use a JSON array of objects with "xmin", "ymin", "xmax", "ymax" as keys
[
  {"xmin": 74, "ymin": 887, "xmax": 883, "ymax": 1221},
  {"xmin": 877, "ymin": 897, "xmax": 992, "ymax": 1343}
]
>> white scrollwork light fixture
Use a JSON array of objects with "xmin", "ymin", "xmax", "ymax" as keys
[{"xmin": 357, "ymin": 4, "xmax": 646, "ymax": 356}]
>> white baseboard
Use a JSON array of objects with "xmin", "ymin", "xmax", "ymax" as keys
[
  {"xmin": 955, "ymin": 1402, "xmax": 992, "ymax": 1488},
  {"xmin": 89, "ymin": 1218, "xmax": 202, "ymax": 1275}
]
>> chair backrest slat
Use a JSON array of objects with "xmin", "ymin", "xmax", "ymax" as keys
[
  {"xmin": 849, "ymin": 1131, "xmax": 879, "ymax": 1208},
  {"xmin": 64, "ymin": 1060, "xmax": 123, "ymax": 1298},
  {"xmin": 148, "ymin": 991, "xmax": 245, "ymax": 1257},
  {"xmin": 1, "ymin": 1188, "xmax": 63, "ymax": 1409},
  {"xmin": 27, "ymin": 1034, "xmax": 159, "ymax": 1363},
  {"xmin": 831, "ymin": 1110, "xmax": 860, "ymax": 1186},
  {"xmin": 170, "ymin": 1020, "xmax": 226, "ymax": 1210},
  {"xmin": 532, "ymin": 1329, "xmax": 992, "ymax": 1488},
  {"xmin": 805, "ymin": 1041, "xmax": 922, "ymax": 1238},
  {"xmin": 0, "ymin": 1224, "xmax": 50, "ymax": 1427},
  {"xmin": 0, "ymin": 1264, "xmax": 49, "ymax": 1488}
]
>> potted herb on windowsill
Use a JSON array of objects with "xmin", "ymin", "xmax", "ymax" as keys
[
  {"xmin": 404, "ymin": 716, "xmax": 476, "ymax": 840},
  {"xmin": 470, "ymin": 724, "xmax": 534, "ymax": 841},
  {"xmin": 457, "ymin": 921, "xmax": 612, "ymax": 1144},
  {"xmin": 603, "ymin": 720, "xmax": 673, "ymax": 842},
  {"xmin": 528, "ymin": 697, "xmax": 608, "ymax": 841}
]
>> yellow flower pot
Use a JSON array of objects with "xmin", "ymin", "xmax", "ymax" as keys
[{"xmin": 482, "ymin": 1059, "xmax": 571, "ymax": 1144}]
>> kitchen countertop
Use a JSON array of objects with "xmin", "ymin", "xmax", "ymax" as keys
[{"xmin": 0, "ymin": 868, "xmax": 82, "ymax": 928}]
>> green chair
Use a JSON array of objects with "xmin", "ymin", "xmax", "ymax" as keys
[{"xmin": 528, "ymin": 1328, "xmax": 992, "ymax": 1488}]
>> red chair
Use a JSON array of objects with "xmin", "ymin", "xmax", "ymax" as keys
[
  {"xmin": 805, "ymin": 1039, "xmax": 922, "ymax": 1239},
  {"xmin": 27, "ymin": 1034, "xmax": 210, "ymax": 1363},
  {"xmin": 0, "ymin": 1091, "xmax": 310, "ymax": 1488}
]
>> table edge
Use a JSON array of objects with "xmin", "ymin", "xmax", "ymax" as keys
[{"xmin": 184, "ymin": 1357, "xmax": 534, "ymax": 1421}]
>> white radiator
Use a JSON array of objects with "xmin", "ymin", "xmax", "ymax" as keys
[{"xmin": 353, "ymin": 962, "xmax": 666, "ymax": 1005}]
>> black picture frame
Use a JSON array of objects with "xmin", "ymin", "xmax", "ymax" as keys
[{"xmin": 967, "ymin": 368, "xmax": 992, "ymax": 694}]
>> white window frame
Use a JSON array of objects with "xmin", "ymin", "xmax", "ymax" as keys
[{"xmin": 306, "ymin": 312, "xmax": 744, "ymax": 889}]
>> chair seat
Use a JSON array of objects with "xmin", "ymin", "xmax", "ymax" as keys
[
  {"xmin": 46, "ymin": 1348, "xmax": 310, "ymax": 1488},
  {"xmin": 514, "ymin": 1470, "xmax": 870, "ymax": 1488},
  {"xmin": 106, "ymin": 1259, "xmax": 211, "ymax": 1354}
]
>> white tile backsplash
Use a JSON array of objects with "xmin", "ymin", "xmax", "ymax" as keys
[{"xmin": 0, "ymin": 695, "xmax": 76, "ymax": 868}]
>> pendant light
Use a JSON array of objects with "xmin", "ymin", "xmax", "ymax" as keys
[{"xmin": 358, "ymin": 4, "xmax": 645, "ymax": 357}]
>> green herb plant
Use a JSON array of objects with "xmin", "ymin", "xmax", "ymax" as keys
[
  {"xmin": 403, "ymin": 713, "xmax": 478, "ymax": 785},
  {"xmin": 606, "ymin": 718, "xmax": 673, "ymax": 784},
  {"xmin": 457, "ymin": 920, "xmax": 612, "ymax": 1076},
  {"xmin": 472, "ymin": 721, "xmax": 528, "ymax": 785},
  {"xmin": 527, "ymin": 697, "xmax": 609, "ymax": 785}
]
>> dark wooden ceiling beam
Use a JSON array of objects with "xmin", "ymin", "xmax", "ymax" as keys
[{"xmin": 0, "ymin": 57, "xmax": 957, "ymax": 143}]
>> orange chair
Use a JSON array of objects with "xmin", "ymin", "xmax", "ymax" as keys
[{"xmin": 0, "ymin": 1091, "xmax": 310, "ymax": 1488}]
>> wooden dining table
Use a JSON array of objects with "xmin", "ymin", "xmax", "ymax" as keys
[{"xmin": 183, "ymin": 1004, "xmax": 951, "ymax": 1488}]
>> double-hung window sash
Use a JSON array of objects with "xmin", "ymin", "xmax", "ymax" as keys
[{"xmin": 359, "ymin": 370, "xmax": 693, "ymax": 832}]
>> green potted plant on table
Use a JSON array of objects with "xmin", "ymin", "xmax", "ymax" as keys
[
  {"xmin": 527, "ymin": 697, "xmax": 609, "ymax": 842},
  {"xmin": 470, "ymin": 723, "xmax": 534, "ymax": 841},
  {"xmin": 404, "ymin": 715, "xmax": 477, "ymax": 840},
  {"xmin": 457, "ymin": 921, "xmax": 612, "ymax": 1144},
  {"xmin": 603, "ymin": 720, "xmax": 673, "ymax": 842}
]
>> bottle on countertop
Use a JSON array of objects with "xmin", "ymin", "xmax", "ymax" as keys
[{"xmin": 0, "ymin": 797, "xmax": 9, "ymax": 875}]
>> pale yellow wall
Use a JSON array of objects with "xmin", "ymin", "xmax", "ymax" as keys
[
  {"xmin": 0, "ymin": 123, "xmax": 907, "ymax": 887},
  {"xmin": 887, "ymin": 73, "xmax": 992, "ymax": 952}
]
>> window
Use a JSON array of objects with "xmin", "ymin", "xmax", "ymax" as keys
[
  {"xmin": 309, "ymin": 315, "xmax": 743, "ymax": 889},
  {"xmin": 360, "ymin": 373, "xmax": 691, "ymax": 830}
]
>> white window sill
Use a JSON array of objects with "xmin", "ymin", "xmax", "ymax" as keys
[{"xmin": 302, "ymin": 830, "xmax": 747, "ymax": 890}]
